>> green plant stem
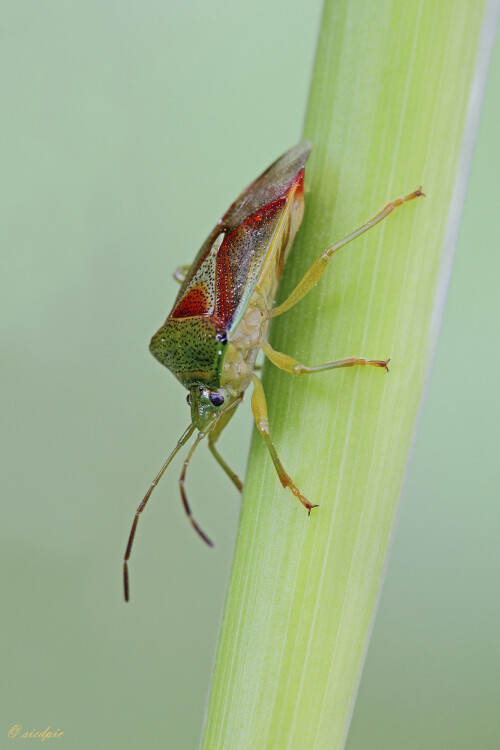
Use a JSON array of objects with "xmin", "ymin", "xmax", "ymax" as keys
[{"xmin": 200, "ymin": 1, "xmax": 498, "ymax": 748}]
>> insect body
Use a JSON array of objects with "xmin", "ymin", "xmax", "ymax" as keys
[{"xmin": 124, "ymin": 142, "xmax": 422, "ymax": 600}]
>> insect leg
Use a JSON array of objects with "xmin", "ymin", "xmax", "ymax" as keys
[
  {"xmin": 178, "ymin": 399, "xmax": 242, "ymax": 544},
  {"xmin": 208, "ymin": 400, "xmax": 244, "ymax": 491},
  {"xmin": 271, "ymin": 188, "xmax": 423, "ymax": 318},
  {"xmin": 123, "ymin": 422, "xmax": 195, "ymax": 602},
  {"xmin": 250, "ymin": 373, "xmax": 318, "ymax": 514},
  {"xmin": 179, "ymin": 431, "xmax": 216, "ymax": 548},
  {"xmin": 173, "ymin": 264, "xmax": 191, "ymax": 284},
  {"xmin": 261, "ymin": 339, "xmax": 389, "ymax": 374}
]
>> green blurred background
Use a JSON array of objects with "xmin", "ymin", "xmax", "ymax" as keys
[{"xmin": 1, "ymin": 2, "xmax": 498, "ymax": 748}]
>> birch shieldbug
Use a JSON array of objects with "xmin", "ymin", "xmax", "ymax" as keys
[{"xmin": 123, "ymin": 141, "xmax": 422, "ymax": 601}]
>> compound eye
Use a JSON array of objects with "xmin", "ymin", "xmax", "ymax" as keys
[
  {"xmin": 209, "ymin": 392, "xmax": 225, "ymax": 407},
  {"xmin": 186, "ymin": 394, "xmax": 191, "ymax": 405}
]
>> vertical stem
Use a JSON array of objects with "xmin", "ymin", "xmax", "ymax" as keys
[{"xmin": 200, "ymin": 1, "xmax": 498, "ymax": 748}]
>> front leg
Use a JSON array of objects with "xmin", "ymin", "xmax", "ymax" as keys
[
  {"xmin": 250, "ymin": 374, "xmax": 318, "ymax": 515},
  {"xmin": 208, "ymin": 398, "xmax": 243, "ymax": 491}
]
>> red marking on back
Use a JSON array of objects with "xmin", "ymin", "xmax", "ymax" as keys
[
  {"xmin": 295, "ymin": 168, "xmax": 305, "ymax": 194},
  {"xmin": 214, "ymin": 241, "xmax": 233, "ymax": 325},
  {"xmin": 213, "ymin": 198, "xmax": 286, "ymax": 327},
  {"xmin": 171, "ymin": 285, "xmax": 211, "ymax": 318},
  {"xmin": 170, "ymin": 168, "xmax": 305, "ymax": 327},
  {"xmin": 246, "ymin": 197, "xmax": 287, "ymax": 227}
]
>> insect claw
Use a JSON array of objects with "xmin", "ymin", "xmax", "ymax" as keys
[
  {"xmin": 405, "ymin": 186, "xmax": 425, "ymax": 201},
  {"xmin": 286, "ymin": 481, "xmax": 319, "ymax": 515},
  {"xmin": 384, "ymin": 358, "xmax": 390, "ymax": 372}
]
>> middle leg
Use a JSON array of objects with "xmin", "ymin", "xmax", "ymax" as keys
[{"xmin": 261, "ymin": 339, "xmax": 389, "ymax": 375}]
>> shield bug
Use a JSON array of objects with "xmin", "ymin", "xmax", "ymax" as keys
[{"xmin": 123, "ymin": 141, "xmax": 422, "ymax": 600}]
